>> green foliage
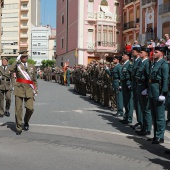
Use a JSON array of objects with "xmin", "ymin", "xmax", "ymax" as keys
[
  {"xmin": 8, "ymin": 58, "xmax": 36, "ymax": 65},
  {"xmin": 41, "ymin": 60, "xmax": 56, "ymax": 68},
  {"xmin": 8, "ymin": 58, "xmax": 16, "ymax": 65},
  {"xmin": 27, "ymin": 59, "xmax": 36, "ymax": 65}
]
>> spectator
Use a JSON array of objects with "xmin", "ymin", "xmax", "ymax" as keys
[
  {"xmin": 132, "ymin": 40, "xmax": 140, "ymax": 49},
  {"xmin": 165, "ymin": 34, "xmax": 170, "ymax": 49},
  {"xmin": 125, "ymin": 41, "xmax": 132, "ymax": 52}
]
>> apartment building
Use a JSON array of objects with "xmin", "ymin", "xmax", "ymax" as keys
[
  {"xmin": 157, "ymin": 0, "xmax": 170, "ymax": 39},
  {"xmin": 1, "ymin": 0, "xmax": 40, "ymax": 59},
  {"xmin": 123, "ymin": 0, "xmax": 140, "ymax": 45},
  {"xmin": 31, "ymin": 26, "xmax": 51, "ymax": 66},
  {"xmin": 56, "ymin": 0, "xmax": 123, "ymax": 66}
]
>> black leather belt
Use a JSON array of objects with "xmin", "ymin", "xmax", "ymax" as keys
[
  {"xmin": 149, "ymin": 79, "xmax": 160, "ymax": 83},
  {"xmin": 1, "ymin": 78, "xmax": 10, "ymax": 81}
]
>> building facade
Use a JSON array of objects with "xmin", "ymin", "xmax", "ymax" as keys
[
  {"xmin": 157, "ymin": 0, "xmax": 170, "ymax": 39},
  {"xmin": 31, "ymin": 26, "xmax": 51, "ymax": 66},
  {"xmin": 1, "ymin": 0, "xmax": 40, "ymax": 59},
  {"xmin": 56, "ymin": 0, "xmax": 123, "ymax": 66}
]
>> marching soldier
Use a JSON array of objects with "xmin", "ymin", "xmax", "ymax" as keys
[
  {"xmin": 106, "ymin": 56, "xmax": 124, "ymax": 116},
  {"xmin": 10, "ymin": 51, "xmax": 38, "ymax": 135},
  {"xmin": 148, "ymin": 46, "xmax": 169, "ymax": 144},
  {"xmin": 0, "ymin": 57, "xmax": 15, "ymax": 117},
  {"xmin": 135, "ymin": 47, "xmax": 152, "ymax": 136},
  {"xmin": 120, "ymin": 52, "xmax": 133, "ymax": 124},
  {"xmin": 66, "ymin": 66, "xmax": 71, "ymax": 86},
  {"xmin": 131, "ymin": 47, "xmax": 143, "ymax": 129}
]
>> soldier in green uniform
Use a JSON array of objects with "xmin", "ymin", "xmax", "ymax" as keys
[
  {"xmin": 131, "ymin": 47, "xmax": 143, "ymax": 129},
  {"xmin": 106, "ymin": 56, "xmax": 124, "ymax": 116},
  {"xmin": 148, "ymin": 46, "xmax": 169, "ymax": 144},
  {"xmin": 66, "ymin": 66, "xmax": 70, "ymax": 86},
  {"xmin": 10, "ymin": 51, "xmax": 38, "ymax": 135},
  {"xmin": 135, "ymin": 47, "xmax": 152, "ymax": 136},
  {"xmin": 120, "ymin": 52, "xmax": 133, "ymax": 124},
  {"xmin": 0, "ymin": 57, "xmax": 15, "ymax": 117}
]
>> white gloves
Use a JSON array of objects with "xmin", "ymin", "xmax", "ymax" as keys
[
  {"xmin": 105, "ymin": 66, "xmax": 109, "ymax": 70},
  {"xmin": 141, "ymin": 89, "xmax": 148, "ymax": 95},
  {"xmin": 16, "ymin": 54, "xmax": 22, "ymax": 61},
  {"xmin": 104, "ymin": 85, "xmax": 107, "ymax": 88},
  {"xmin": 34, "ymin": 94, "xmax": 38, "ymax": 97},
  {"xmin": 118, "ymin": 86, "xmax": 122, "ymax": 90},
  {"xmin": 128, "ymin": 85, "xmax": 131, "ymax": 89},
  {"xmin": 158, "ymin": 95, "xmax": 165, "ymax": 102}
]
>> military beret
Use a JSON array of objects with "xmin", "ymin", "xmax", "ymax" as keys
[
  {"xmin": 155, "ymin": 46, "xmax": 168, "ymax": 53},
  {"xmin": 133, "ymin": 47, "xmax": 141, "ymax": 52},
  {"xmin": 1, "ymin": 57, "xmax": 8, "ymax": 61}
]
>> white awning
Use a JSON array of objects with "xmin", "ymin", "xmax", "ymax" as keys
[{"xmin": 100, "ymin": 6, "xmax": 112, "ymax": 17}]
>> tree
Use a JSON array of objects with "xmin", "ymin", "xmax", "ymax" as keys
[
  {"xmin": 41, "ymin": 60, "xmax": 56, "ymax": 68},
  {"xmin": 8, "ymin": 58, "xmax": 36, "ymax": 65},
  {"xmin": 8, "ymin": 58, "xmax": 16, "ymax": 65}
]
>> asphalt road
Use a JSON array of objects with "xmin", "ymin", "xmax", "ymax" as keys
[{"xmin": 0, "ymin": 79, "xmax": 170, "ymax": 170}]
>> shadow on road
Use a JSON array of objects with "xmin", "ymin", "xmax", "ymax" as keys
[{"xmin": 1, "ymin": 122, "xmax": 16, "ymax": 132}]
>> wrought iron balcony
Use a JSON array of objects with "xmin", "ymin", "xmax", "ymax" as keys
[
  {"xmin": 142, "ymin": 0, "xmax": 156, "ymax": 6},
  {"xmin": 124, "ymin": 0, "xmax": 137, "ymax": 5},
  {"xmin": 123, "ymin": 21, "xmax": 136, "ymax": 31},
  {"xmin": 159, "ymin": 2, "xmax": 170, "ymax": 15}
]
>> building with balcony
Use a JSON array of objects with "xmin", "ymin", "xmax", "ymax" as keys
[
  {"xmin": 31, "ymin": 26, "xmax": 55, "ymax": 66},
  {"xmin": 56, "ymin": 0, "xmax": 123, "ymax": 66},
  {"xmin": 123, "ymin": 0, "xmax": 140, "ymax": 45},
  {"xmin": 1, "ymin": 0, "xmax": 40, "ymax": 59},
  {"xmin": 157, "ymin": 0, "xmax": 170, "ymax": 39},
  {"xmin": 138, "ymin": 0, "xmax": 157, "ymax": 45}
]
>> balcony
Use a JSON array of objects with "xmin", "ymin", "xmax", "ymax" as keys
[
  {"xmin": 159, "ymin": 2, "xmax": 170, "ymax": 16},
  {"xmin": 87, "ymin": 12, "xmax": 121, "ymax": 23},
  {"xmin": 21, "ymin": 0, "xmax": 29, "ymax": 1},
  {"xmin": 20, "ymin": 25, "xmax": 28, "ymax": 30},
  {"xmin": 21, "ymin": 6, "xmax": 29, "ymax": 11},
  {"xmin": 123, "ymin": 21, "xmax": 137, "ymax": 31},
  {"xmin": 20, "ymin": 34, "xmax": 28, "ymax": 38},
  {"xmin": 142, "ymin": 0, "xmax": 156, "ymax": 8},
  {"xmin": 124, "ymin": 0, "xmax": 137, "ymax": 6},
  {"xmin": 20, "ymin": 16, "xmax": 28, "ymax": 20},
  {"xmin": 138, "ymin": 32, "xmax": 155, "ymax": 45}
]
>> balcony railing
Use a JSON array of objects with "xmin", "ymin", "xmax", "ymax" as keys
[
  {"xmin": 124, "ymin": 0, "xmax": 137, "ymax": 5},
  {"xmin": 142, "ymin": 0, "xmax": 156, "ymax": 6},
  {"xmin": 123, "ymin": 21, "xmax": 136, "ymax": 31},
  {"xmin": 96, "ymin": 41, "xmax": 116, "ymax": 47},
  {"xmin": 138, "ymin": 32, "xmax": 155, "ymax": 45},
  {"xmin": 159, "ymin": 2, "xmax": 170, "ymax": 15},
  {"xmin": 87, "ymin": 12, "xmax": 121, "ymax": 23}
]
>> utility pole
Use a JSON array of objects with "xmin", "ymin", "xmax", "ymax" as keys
[{"xmin": 0, "ymin": 0, "xmax": 4, "ymax": 60}]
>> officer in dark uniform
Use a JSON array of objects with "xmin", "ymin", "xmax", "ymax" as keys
[
  {"xmin": 148, "ymin": 46, "xmax": 169, "ymax": 144},
  {"xmin": 120, "ymin": 52, "xmax": 133, "ymax": 124},
  {"xmin": 135, "ymin": 47, "xmax": 152, "ymax": 136},
  {"xmin": 131, "ymin": 47, "xmax": 143, "ymax": 129},
  {"xmin": 106, "ymin": 56, "xmax": 124, "ymax": 116}
]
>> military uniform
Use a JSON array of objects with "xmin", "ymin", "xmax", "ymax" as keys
[
  {"xmin": 106, "ymin": 57, "xmax": 123, "ymax": 116},
  {"xmin": 131, "ymin": 47, "xmax": 143, "ymax": 129},
  {"xmin": 10, "ymin": 51, "xmax": 38, "ymax": 135},
  {"xmin": 0, "ymin": 57, "xmax": 14, "ymax": 117},
  {"xmin": 121, "ymin": 53, "xmax": 133, "ymax": 124},
  {"xmin": 148, "ymin": 46, "xmax": 169, "ymax": 144},
  {"xmin": 66, "ymin": 67, "xmax": 70, "ymax": 86},
  {"xmin": 135, "ymin": 47, "xmax": 152, "ymax": 135}
]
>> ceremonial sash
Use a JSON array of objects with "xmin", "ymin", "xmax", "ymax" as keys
[{"xmin": 17, "ymin": 64, "xmax": 36, "ymax": 94}]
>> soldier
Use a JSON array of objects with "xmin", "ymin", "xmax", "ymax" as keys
[
  {"xmin": 131, "ymin": 47, "xmax": 143, "ymax": 130},
  {"xmin": 148, "ymin": 46, "xmax": 169, "ymax": 144},
  {"xmin": 10, "ymin": 50, "xmax": 38, "ymax": 135},
  {"xmin": 66, "ymin": 66, "xmax": 70, "ymax": 86},
  {"xmin": 106, "ymin": 56, "xmax": 123, "ymax": 116},
  {"xmin": 0, "ymin": 57, "xmax": 14, "ymax": 117},
  {"xmin": 135, "ymin": 47, "xmax": 152, "ymax": 136},
  {"xmin": 120, "ymin": 52, "xmax": 133, "ymax": 124}
]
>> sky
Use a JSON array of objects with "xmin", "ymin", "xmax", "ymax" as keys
[{"xmin": 41, "ymin": 0, "xmax": 56, "ymax": 28}]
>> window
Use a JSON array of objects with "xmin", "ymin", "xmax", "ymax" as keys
[
  {"xmin": 1, "ymin": 22, "xmax": 18, "ymax": 27},
  {"xmin": 2, "ymin": 31, "xmax": 18, "ymax": 37},
  {"xmin": 103, "ymin": 25, "xmax": 107, "ymax": 46},
  {"xmin": 22, "ymin": 4, "xmax": 28, "ymax": 8},
  {"xmin": 114, "ymin": 2, "xmax": 119, "ymax": 6},
  {"xmin": 97, "ymin": 25, "xmax": 101, "ymax": 46},
  {"xmin": 108, "ymin": 26, "xmax": 113, "ymax": 46},
  {"xmin": 61, "ymin": 15, "xmax": 64, "ymax": 25},
  {"xmin": 3, "ymin": 3, "xmax": 18, "ymax": 9},
  {"xmin": 61, "ymin": 38, "xmax": 64, "ymax": 48},
  {"xmin": 2, "ymin": 12, "xmax": 18, "ymax": 18}
]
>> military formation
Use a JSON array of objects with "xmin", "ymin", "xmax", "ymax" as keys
[{"xmin": 49, "ymin": 46, "xmax": 170, "ymax": 149}]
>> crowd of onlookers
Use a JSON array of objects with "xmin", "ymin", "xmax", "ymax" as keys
[{"xmin": 125, "ymin": 34, "xmax": 170, "ymax": 60}]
